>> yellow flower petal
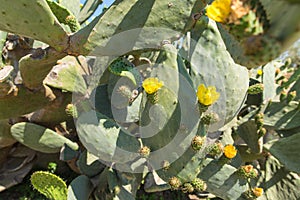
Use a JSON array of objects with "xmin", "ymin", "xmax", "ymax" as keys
[
  {"xmin": 252, "ymin": 187, "xmax": 263, "ymax": 197},
  {"xmin": 223, "ymin": 144, "xmax": 237, "ymax": 159},
  {"xmin": 206, "ymin": 0, "xmax": 232, "ymax": 23},
  {"xmin": 142, "ymin": 77, "xmax": 164, "ymax": 94},
  {"xmin": 197, "ymin": 84, "xmax": 220, "ymax": 106}
]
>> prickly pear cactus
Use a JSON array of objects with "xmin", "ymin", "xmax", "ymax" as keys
[
  {"xmin": 31, "ymin": 171, "xmax": 67, "ymax": 200},
  {"xmin": 0, "ymin": 0, "xmax": 299, "ymax": 199}
]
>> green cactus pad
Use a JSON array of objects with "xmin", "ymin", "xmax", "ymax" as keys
[
  {"xmin": 11, "ymin": 122, "xmax": 79, "ymax": 153},
  {"xmin": 0, "ymin": 0, "xmax": 68, "ymax": 52},
  {"xmin": 44, "ymin": 56, "xmax": 88, "ymax": 95},
  {"xmin": 31, "ymin": 171, "xmax": 67, "ymax": 200},
  {"xmin": 19, "ymin": 47, "xmax": 66, "ymax": 90},
  {"xmin": 77, "ymin": 150, "xmax": 105, "ymax": 177},
  {"xmin": 262, "ymin": 61, "xmax": 278, "ymax": 100},
  {"xmin": 264, "ymin": 131, "xmax": 300, "ymax": 173},
  {"xmin": 68, "ymin": 175, "xmax": 93, "ymax": 200},
  {"xmin": 198, "ymin": 158, "xmax": 249, "ymax": 200},
  {"xmin": 261, "ymin": 156, "xmax": 300, "ymax": 199},
  {"xmin": 59, "ymin": 0, "xmax": 81, "ymax": 18},
  {"xmin": 76, "ymin": 110, "xmax": 140, "ymax": 164},
  {"xmin": 237, "ymin": 120, "xmax": 260, "ymax": 153},
  {"xmin": 78, "ymin": 0, "xmax": 103, "ymax": 24},
  {"xmin": 190, "ymin": 17, "xmax": 249, "ymax": 127},
  {"xmin": 0, "ymin": 85, "xmax": 54, "ymax": 120},
  {"xmin": 46, "ymin": 0, "xmax": 81, "ymax": 32},
  {"xmin": 69, "ymin": 0, "xmax": 205, "ymax": 55},
  {"xmin": 263, "ymin": 101, "xmax": 300, "ymax": 130},
  {"xmin": 107, "ymin": 168, "xmax": 142, "ymax": 200}
]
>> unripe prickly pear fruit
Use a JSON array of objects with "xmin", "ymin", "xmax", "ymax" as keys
[
  {"xmin": 182, "ymin": 183, "xmax": 194, "ymax": 193},
  {"xmin": 191, "ymin": 178, "xmax": 207, "ymax": 192},
  {"xmin": 237, "ymin": 165, "xmax": 259, "ymax": 179},
  {"xmin": 201, "ymin": 113, "xmax": 220, "ymax": 125},
  {"xmin": 208, "ymin": 142, "xmax": 224, "ymax": 157},
  {"xmin": 139, "ymin": 146, "xmax": 151, "ymax": 158},
  {"xmin": 191, "ymin": 135, "xmax": 205, "ymax": 151},
  {"xmin": 169, "ymin": 177, "xmax": 182, "ymax": 190},
  {"xmin": 248, "ymin": 83, "xmax": 264, "ymax": 95}
]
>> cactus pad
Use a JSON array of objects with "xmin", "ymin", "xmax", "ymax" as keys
[{"xmin": 31, "ymin": 171, "xmax": 67, "ymax": 200}]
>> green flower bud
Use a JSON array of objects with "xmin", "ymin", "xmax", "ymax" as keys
[
  {"xmin": 238, "ymin": 165, "xmax": 259, "ymax": 179},
  {"xmin": 208, "ymin": 142, "xmax": 223, "ymax": 157},
  {"xmin": 191, "ymin": 178, "xmax": 207, "ymax": 192},
  {"xmin": 201, "ymin": 112, "xmax": 219, "ymax": 125},
  {"xmin": 248, "ymin": 83, "xmax": 264, "ymax": 95},
  {"xmin": 191, "ymin": 135, "xmax": 205, "ymax": 151},
  {"xmin": 139, "ymin": 146, "xmax": 151, "ymax": 158},
  {"xmin": 182, "ymin": 183, "xmax": 194, "ymax": 193},
  {"xmin": 169, "ymin": 177, "xmax": 182, "ymax": 190}
]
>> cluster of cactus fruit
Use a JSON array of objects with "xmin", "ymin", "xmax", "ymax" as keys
[{"xmin": 0, "ymin": 0, "xmax": 300, "ymax": 199}]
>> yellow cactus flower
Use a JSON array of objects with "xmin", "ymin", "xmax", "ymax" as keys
[
  {"xmin": 252, "ymin": 187, "xmax": 263, "ymax": 197},
  {"xmin": 223, "ymin": 144, "xmax": 237, "ymax": 159},
  {"xmin": 142, "ymin": 77, "xmax": 164, "ymax": 94},
  {"xmin": 257, "ymin": 69, "xmax": 263, "ymax": 76},
  {"xmin": 197, "ymin": 84, "xmax": 220, "ymax": 106},
  {"xmin": 206, "ymin": 0, "xmax": 232, "ymax": 23}
]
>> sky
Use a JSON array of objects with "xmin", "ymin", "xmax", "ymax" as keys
[{"xmin": 80, "ymin": 0, "xmax": 114, "ymax": 18}]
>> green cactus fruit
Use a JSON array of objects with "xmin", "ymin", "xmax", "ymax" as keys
[
  {"xmin": 138, "ymin": 146, "xmax": 151, "ymax": 158},
  {"xmin": 168, "ymin": 177, "xmax": 182, "ymax": 190},
  {"xmin": 11, "ymin": 122, "xmax": 79, "ymax": 153},
  {"xmin": 65, "ymin": 15, "xmax": 80, "ymax": 32},
  {"xmin": 182, "ymin": 183, "xmax": 194, "ymax": 193},
  {"xmin": 191, "ymin": 135, "xmax": 205, "ymax": 151},
  {"xmin": 31, "ymin": 171, "xmax": 67, "ymax": 200},
  {"xmin": 237, "ymin": 165, "xmax": 259, "ymax": 179},
  {"xmin": 191, "ymin": 178, "xmax": 207, "ymax": 192},
  {"xmin": 201, "ymin": 113, "xmax": 220, "ymax": 125},
  {"xmin": 254, "ymin": 112, "xmax": 264, "ymax": 129},
  {"xmin": 208, "ymin": 142, "xmax": 224, "ymax": 158},
  {"xmin": 248, "ymin": 83, "xmax": 264, "ymax": 95}
]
